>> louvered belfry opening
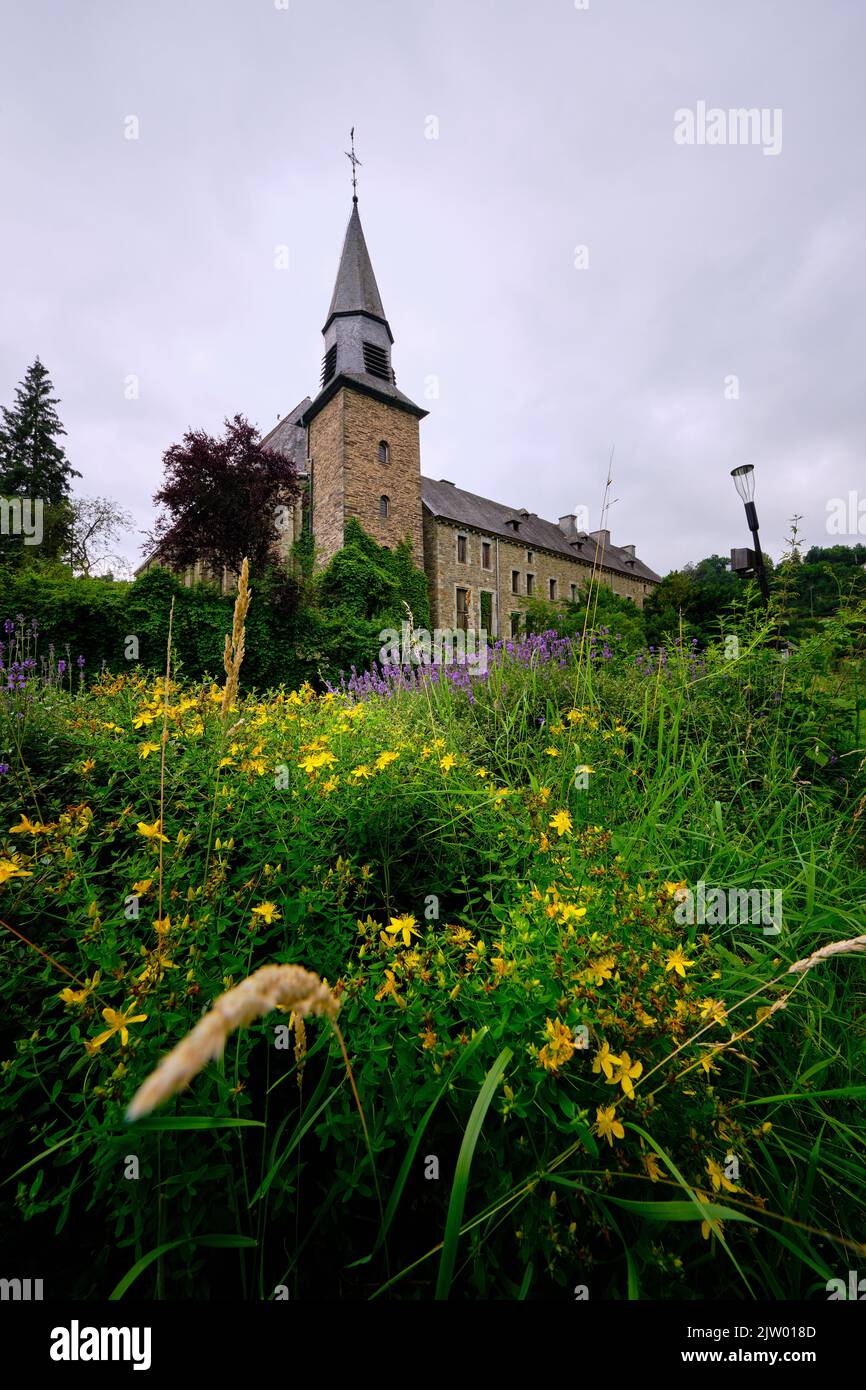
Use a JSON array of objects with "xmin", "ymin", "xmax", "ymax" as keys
[
  {"xmin": 320, "ymin": 344, "xmax": 338, "ymax": 387},
  {"xmin": 363, "ymin": 340, "xmax": 392, "ymax": 382}
]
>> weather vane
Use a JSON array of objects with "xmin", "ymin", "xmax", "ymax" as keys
[{"xmin": 345, "ymin": 126, "xmax": 362, "ymax": 203}]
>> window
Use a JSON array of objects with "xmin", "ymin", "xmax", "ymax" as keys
[
  {"xmin": 377, "ymin": 441, "xmax": 389, "ymax": 465},
  {"xmin": 549, "ymin": 578, "xmax": 557, "ymax": 600},
  {"xmin": 511, "ymin": 570, "xmax": 520, "ymax": 594},
  {"xmin": 526, "ymin": 573, "xmax": 535, "ymax": 596},
  {"xmin": 457, "ymin": 534, "xmax": 467, "ymax": 563},
  {"xmin": 456, "ymin": 588, "xmax": 469, "ymax": 631},
  {"xmin": 320, "ymin": 344, "xmax": 337, "ymax": 387},
  {"xmin": 481, "ymin": 541, "xmax": 491, "ymax": 570},
  {"xmin": 363, "ymin": 341, "xmax": 391, "ymax": 381},
  {"xmin": 510, "ymin": 612, "xmax": 520, "ymax": 638},
  {"xmin": 571, "ymin": 583, "xmax": 578, "ymax": 602},
  {"xmin": 526, "ymin": 549, "xmax": 534, "ymax": 563},
  {"xmin": 480, "ymin": 590, "xmax": 493, "ymax": 634},
  {"xmin": 379, "ymin": 495, "xmax": 389, "ymax": 518}
]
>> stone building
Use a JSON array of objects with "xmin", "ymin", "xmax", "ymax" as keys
[{"xmin": 139, "ymin": 194, "xmax": 661, "ymax": 625}]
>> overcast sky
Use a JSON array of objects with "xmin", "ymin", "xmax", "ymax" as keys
[{"xmin": 2, "ymin": 0, "xmax": 864, "ymax": 575}]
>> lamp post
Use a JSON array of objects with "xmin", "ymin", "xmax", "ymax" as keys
[{"xmin": 730, "ymin": 465, "xmax": 770, "ymax": 603}]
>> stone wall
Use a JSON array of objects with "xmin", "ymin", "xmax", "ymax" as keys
[
  {"xmin": 423, "ymin": 518, "xmax": 655, "ymax": 636},
  {"xmin": 307, "ymin": 393, "xmax": 346, "ymax": 566},
  {"xmin": 308, "ymin": 386, "xmax": 424, "ymax": 567}
]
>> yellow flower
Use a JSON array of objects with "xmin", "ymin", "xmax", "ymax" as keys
[
  {"xmin": 137, "ymin": 820, "xmax": 169, "ymax": 843},
  {"xmin": 644, "ymin": 1153, "xmax": 663, "ymax": 1183},
  {"xmin": 88, "ymin": 1004, "xmax": 148, "ymax": 1050},
  {"xmin": 706, "ymin": 1157, "xmax": 739, "ymax": 1194},
  {"xmin": 607, "ymin": 1050, "xmax": 643, "ymax": 1099},
  {"xmin": 696, "ymin": 1190, "xmax": 724, "ymax": 1241},
  {"xmin": 544, "ymin": 747, "xmax": 559, "ymax": 757},
  {"xmin": 131, "ymin": 878, "xmax": 153, "ymax": 895},
  {"xmin": 595, "ymin": 1105, "xmax": 625, "ymax": 1147},
  {"xmin": 558, "ymin": 903, "xmax": 587, "ymax": 924},
  {"xmin": 439, "ymin": 754, "xmax": 456, "ymax": 774},
  {"xmin": 251, "ymin": 901, "xmax": 282, "ymax": 925},
  {"xmin": 662, "ymin": 880, "xmax": 688, "ymax": 899},
  {"xmin": 538, "ymin": 1016, "xmax": 575, "ymax": 1074},
  {"xmin": 475, "ymin": 767, "xmax": 488, "ymax": 779},
  {"xmin": 592, "ymin": 1041, "xmax": 617, "ymax": 1080},
  {"xmin": 80, "ymin": 758, "xmax": 95, "ymax": 774},
  {"xmin": 59, "ymin": 971, "xmax": 100, "ymax": 1007},
  {"xmin": 375, "ymin": 969, "xmax": 405, "ymax": 1007},
  {"xmin": 132, "ymin": 711, "xmax": 157, "ymax": 728},
  {"xmin": 383, "ymin": 913, "xmax": 419, "ymax": 947},
  {"xmin": 9, "ymin": 815, "xmax": 50, "ymax": 835},
  {"xmin": 139, "ymin": 742, "xmax": 161, "ymax": 760},
  {"xmin": 375, "ymin": 750, "xmax": 399, "ymax": 770},
  {"xmin": 699, "ymin": 997, "xmax": 727, "ymax": 1025},
  {"xmin": 584, "ymin": 954, "xmax": 615, "ymax": 987},
  {"xmin": 299, "ymin": 750, "xmax": 336, "ymax": 774},
  {"xmin": 665, "ymin": 946, "xmax": 694, "ymax": 978},
  {"xmin": 0, "ymin": 858, "xmax": 32, "ymax": 886},
  {"xmin": 351, "ymin": 764, "xmax": 372, "ymax": 780},
  {"xmin": 548, "ymin": 809, "xmax": 572, "ymax": 837}
]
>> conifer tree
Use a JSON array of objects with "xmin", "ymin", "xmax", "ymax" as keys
[{"xmin": 0, "ymin": 358, "xmax": 80, "ymax": 504}]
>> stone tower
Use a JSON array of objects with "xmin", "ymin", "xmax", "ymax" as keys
[{"xmin": 300, "ymin": 197, "xmax": 427, "ymax": 566}]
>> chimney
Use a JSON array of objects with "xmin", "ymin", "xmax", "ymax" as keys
[
  {"xmin": 558, "ymin": 514, "xmax": 578, "ymax": 539},
  {"xmin": 589, "ymin": 529, "xmax": 610, "ymax": 548},
  {"xmin": 621, "ymin": 543, "xmax": 636, "ymax": 557}
]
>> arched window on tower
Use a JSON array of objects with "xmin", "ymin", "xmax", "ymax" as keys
[
  {"xmin": 380, "ymin": 495, "xmax": 390, "ymax": 519},
  {"xmin": 378, "ymin": 440, "xmax": 389, "ymax": 465}
]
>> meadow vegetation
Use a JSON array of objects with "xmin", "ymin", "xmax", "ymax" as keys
[{"xmin": 1, "ymin": 570, "xmax": 864, "ymax": 1300}]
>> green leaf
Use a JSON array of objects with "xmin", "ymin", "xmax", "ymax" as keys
[
  {"xmin": 435, "ymin": 1045, "xmax": 512, "ymax": 1300},
  {"xmin": 109, "ymin": 1235, "xmax": 258, "ymax": 1300}
]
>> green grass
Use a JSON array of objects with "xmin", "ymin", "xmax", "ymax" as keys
[{"xmin": 0, "ymin": 598, "xmax": 864, "ymax": 1299}]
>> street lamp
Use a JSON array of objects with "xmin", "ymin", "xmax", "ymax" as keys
[{"xmin": 730, "ymin": 465, "xmax": 770, "ymax": 603}]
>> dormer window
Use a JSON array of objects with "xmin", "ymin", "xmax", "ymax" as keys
[
  {"xmin": 363, "ymin": 341, "xmax": 392, "ymax": 381},
  {"xmin": 377, "ymin": 441, "xmax": 389, "ymax": 465},
  {"xmin": 380, "ymin": 495, "xmax": 390, "ymax": 518}
]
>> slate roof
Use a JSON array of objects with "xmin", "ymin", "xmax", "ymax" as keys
[
  {"xmin": 325, "ymin": 202, "xmax": 388, "ymax": 331},
  {"xmin": 421, "ymin": 477, "xmax": 661, "ymax": 583},
  {"xmin": 299, "ymin": 371, "xmax": 427, "ymax": 425},
  {"xmin": 260, "ymin": 397, "xmax": 311, "ymax": 467}
]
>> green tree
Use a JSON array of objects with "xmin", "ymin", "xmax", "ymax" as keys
[
  {"xmin": 0, "ymin": 358, "xmax": 80, "ymax": 504},
  {"xmin": 0, "ymin": 359, "xmax": 79, "ymax": 568}
]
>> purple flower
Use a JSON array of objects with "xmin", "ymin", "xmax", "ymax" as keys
[{"xmin": 0, "ymin": 763, "xmax": 10, "ymax": 775}]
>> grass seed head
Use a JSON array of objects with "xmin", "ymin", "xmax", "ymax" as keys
[{"xmin": 126, "ymin": 963, "xmax": 339, "ymax": 1121}]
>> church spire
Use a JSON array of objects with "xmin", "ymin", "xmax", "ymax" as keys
[
  {"xmin": 324, "ymin": 201, "xmax": 390, "ymax": 337},
  {"xmin": 301, "ymin": 170, "xmax": 427, "ymax": 426}
]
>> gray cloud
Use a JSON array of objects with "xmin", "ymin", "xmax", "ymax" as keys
[{"xmin": 2, "ymin": 0, "xmax": 863, "ymax": 574}]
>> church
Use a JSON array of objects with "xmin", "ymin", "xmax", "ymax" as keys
[{"xmin": 142, "ymin": 190, "xmax": 661, "ymax": 633}]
